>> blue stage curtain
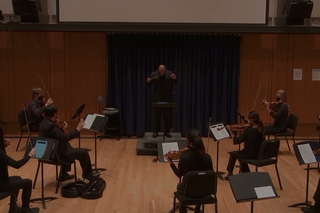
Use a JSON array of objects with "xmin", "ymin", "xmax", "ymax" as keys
[{"xmin": 107, "ymin": 33, "xmax": 241, "ymax": 137}]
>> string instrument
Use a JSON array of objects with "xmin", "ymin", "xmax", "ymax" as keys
[
  {"xmin": 217, "ymin": 123, "xmax": 251, "ymax": 132},
  {"xmin": 152, "ymin": 146, "xmax": 190, "ymax": 162},
  {"xmin": 262, "ymin": 100, "xmax": 282, "ymax": 112},
  {"xmin": 313, "ymin": 148, "xmax": 320, "ymax": 155}
]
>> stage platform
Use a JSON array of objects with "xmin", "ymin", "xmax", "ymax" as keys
[{"xmin": 136, "ymin": 132, "xmax": 186, "ymax": 155}]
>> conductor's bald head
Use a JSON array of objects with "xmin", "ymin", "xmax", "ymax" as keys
[{"xmin": 157, "ymin": 65, "xmax": 166, "ymax": 76}]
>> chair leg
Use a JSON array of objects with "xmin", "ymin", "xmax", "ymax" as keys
[
  {"xmin": 55, "ymin": 165, "xmax": 59, "ymax": 181},
  {"xmin": 215, "ymin": 198, "xmax": 218, "ymax": 213},
  {"xmin": 292, "ymin": 136, "xmax": 296, "ymax": 144},
  {"xmin": 33, "ymin": 161, "xmax": 41, "ymax": 189},
  {"xmin": 55, "ymin": 166, "xmax": 63, "ymax": 194},
  {"xmin": 285, "ymin": 136, "xmax": 291, "ymax": 151},
  {"xmin": 25, "ymin": 136, "xmax": 30, "ymax": 147},
  {"xmin": 255, "ymin": 166, "xmax": 258, "ymax": 172},
  {"xmin": 275, "ymin": 164, "xmax": 283, "ymax": 190},
  {"xmin": 16, "ymin": 132, "xmax": 23, "ymax": 151}
]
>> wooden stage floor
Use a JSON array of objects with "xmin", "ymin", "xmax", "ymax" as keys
[{"xmin": 0, "ymin": 136, "xmax": 319, "ymax": 213}]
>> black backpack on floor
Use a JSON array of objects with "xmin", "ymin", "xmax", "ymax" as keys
[{"xmin": 61, "ymin": 178, "xmax": 106, "ymax": 199}]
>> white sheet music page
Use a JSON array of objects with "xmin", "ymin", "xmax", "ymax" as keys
[
  {"xmin": 162, "ymin": 142, "xmax": 179, "ymax": 162},
  {"xmin": 254, "ymin": 186, "xmax": 275, "ymax": 199},
  {"xmin": 84, "ymin": 114, "xmax": 95, "ymax": 129},
  {"xmin": 298, "ymin": 144, "xmax": 317, "ymax": 164},
  {"xmin": 93, "ymin": 113, "xmax": 105, "ymax": 117},
  {"xmin": 210, "ymin": 123, "xmax": 230, "ymax": 140}
]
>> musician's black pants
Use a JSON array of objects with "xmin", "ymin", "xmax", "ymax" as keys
[
  {"xmin": 0, "ymin": 176, "xmax": 32, "ymax": 212},
  {"xmin": 153, "ymin": 107, "xmax": 170, "ymax": 133},
  {"xmin": 227, "ymin": 151, "xmax": 250, "ymax": 174},
  {"xmin": 61, "ymin": 148, "xmax": 93, "ymax": 178}
]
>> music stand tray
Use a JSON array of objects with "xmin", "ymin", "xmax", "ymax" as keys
[
  {"xmin": 289, "ymin": 141, "xmax": 320, "ymax": 208},
  {"xmin": 152, "ymin": 102, "xmax": 177, "ymax": 142},
  {"xmin": 229, "ymin": 172, "xmax": 279, "ymax": 213},
  {"xmin": 83, "ymin": 113, "xmax": 109, "ymax": 172},
  {"xmin": 25, "ymin": 137, "xmax": 60, "ymax": 209}
]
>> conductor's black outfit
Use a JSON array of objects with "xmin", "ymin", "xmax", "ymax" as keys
[
  {"xmin": 39, "ymin": 118, "xmax": 93, "ymax": 179},
  {"xmin": 147, "ymin": 70, "xmax": 178, "ymax": 136}
]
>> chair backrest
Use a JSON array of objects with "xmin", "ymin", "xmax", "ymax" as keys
[
  {"xmin": 182, "ymin": 170, "xmax": 217, "ymax": 198},
  {"xmin": 286, "ymin": 114, "xmax": 298, "ymax": 132},
  {"xmin": 17, "ymin": 109, "xmax": 27, "ymax": 127},
  {"xmin": 257, "ymin": 139, "xmax": 280, "ymax": 161}
]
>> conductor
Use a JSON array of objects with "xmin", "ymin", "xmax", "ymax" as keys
[{"xmin": 146, "ymin": 65, "xmax": 179, "ymax": 138}]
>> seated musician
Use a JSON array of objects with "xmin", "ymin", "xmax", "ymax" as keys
[
  {"xmin": 166, "ymin": 128, "xmax": 213, "ymax": 213},
  {"xmin": 302, "ymin": 178, "xmax": 320, "ymax": 213},
  {"xmin": 225, "ymin": 111, "xmax": 265, "ymax": 180},
  {"xmin": 0, "ymin": 125, "xmax": 39, "ymax": 213},
  {"xmin": 39, "ymin": 105, "xmax": 100, "ymax": 181},
  {"xmin": 27, "ymin": 87, "xmax": 53, "ymax": 132},
  {"xmin": 262, "ymin": 89, "xmax": 289, "ymax": 136}
]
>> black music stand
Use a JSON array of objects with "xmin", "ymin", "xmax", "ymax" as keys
[
  {"xmin": 70, "ymin": 104, "xmax": 86, "ymax": 148},
  {"xmin": 151, "ymin": 102, "xmax": 177, "ymax": 142},
  {"xmin": 209, "ymin": 122, "xmax": 230, "ymax": 180},
  {"xmin": 229, "ymin": 172, "xmax": 279, "ymax": 213},
  {"xmin": 83, "ymin": 113, "xmax": 108, "ymax": 172},
  {"xmin": 289, "ymin": 141, "xmax": 320, "ymax": 208},
  {"xmin": 25, "ymin": 137, "xmax": 59, "ymax": 209}
]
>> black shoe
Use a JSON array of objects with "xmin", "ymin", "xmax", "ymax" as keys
[
  {"xmin": 60, "ymin": 173, "xmax": 75, "ymax": 182},
  {"xmin": 302, "ymin": 206, "xmax": 320, "ymax": 213},
  {"xmin": 225, "ymin": 174, "xmax": 233, "ymax": 181},
  {"xmin": 152, "ymin": 132, "xmax": 158, "ymax": 138},
  {"xmin": 84, "ymin": 172, "xmax": 101, "ymax": 180},
  {"xmin": 165, "ymin": 132, "xmax": 172, "ymax": 138},
  {"xmin": 21, "ymin": 207, "xmax": 40, "ymax": 213}
]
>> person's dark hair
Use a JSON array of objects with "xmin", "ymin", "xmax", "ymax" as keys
[
  {"xmin": 186, "ymin": 128, "xmax": 205, "ymax": 154},
  {"xmin": 44, "ymin": 105, "xmax": 58, "ymax": 118},
  {"xmin": 248, "ymin": 111, "xmax": 264, "ymax": 137}
]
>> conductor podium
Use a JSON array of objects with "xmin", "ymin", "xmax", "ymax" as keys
[{"xmin": 136, "ymin": 102, "xmax": 182, "ymax": 156}]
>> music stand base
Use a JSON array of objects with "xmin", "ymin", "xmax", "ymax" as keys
[
  {"xmin": 288, "ymin": 201, "xmax": 312, "ymax": 208},
  {"xmin": 217, "ymin": 171, "xmax": 226, "ymax": 180},
  {"xmin": 30, "ymin": 196, "xmax": 57, "ymax": 209},
  {"xmin": 168, "ymin": 203, "xmax": 196, "ymax": 213}
]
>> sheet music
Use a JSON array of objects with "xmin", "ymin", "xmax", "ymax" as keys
[
  {"xmin": 254, "ymin": 186, "xmax": 275, "ymax": 199},
  {"xmin": 84, "ymin": 114, "xmax": 95, "ymax": 129},
  {"xmin": 298, "ymin": 144, "xmax": 317, "ymax": 164},
  {"xmin": 210, "ymin": 123, "xmax": 230, "ymax": 141},
  {"xmin": 93, "ymin": 113, "xmax": 105, "ymax": 117},
  {"xmin": 162, "ymin": 142, "xmax": 179, "ymax": 162}
]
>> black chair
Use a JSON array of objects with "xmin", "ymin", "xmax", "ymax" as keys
[
  {"xmin": 274, "ymin": 113, "xmax": 298, "ymax": 151},
  {"xmin": 241, "ymin": 139, "xmax": 283, "ymax": 190},
  {"xmin": 16, "ymin": 109, "xmax": 38, "ymax": 151},
  {"xmin": 33, "ymin": 157, "xmax": 77, "ymax": 194},
  {"xmin": 0, "ymin": 191, "xmax": 16, "ymax": 212},
  {"xmin": 171, "ymin": 170, "xmax": 218, "ymax": 213}
]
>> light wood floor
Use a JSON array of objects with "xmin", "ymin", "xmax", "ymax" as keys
[{"xmin": 0, "ymin": 136, "xmax": 319, "ymax": 213}]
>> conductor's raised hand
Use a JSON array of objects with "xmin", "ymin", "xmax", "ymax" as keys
[
  {"xmin": 146, "ymin": 77, "xmax": 151, "ymax": 83},
  {"xmin": 77, "ymin": 119, "xmax": 85, "ymax": 132},
  {"xmin": 171, "ymin": 74, "xmax": 176, "ymax": 79}
]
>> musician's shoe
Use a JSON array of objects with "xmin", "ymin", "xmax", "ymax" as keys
[
  {"xmin": 165, "ymin": 132, "xmax": 172, "ymax": 138},
  {"xmin": 21, "ymin": 207, "xmax": 40, "ymax": 213},
  {"xmin": 85, "ymin": 172, "xmax": 101, "ymax": 181},
  {"xmin": 152, "ymin": 132, "xmax": 158, "ymax": 138},
  {"xmin": 60, "ymin": 173, "xmax": 75, "ymax": 182},
  {"xmin": 301, "ymin": 206, "xmax": 320, "ymax": 213}
]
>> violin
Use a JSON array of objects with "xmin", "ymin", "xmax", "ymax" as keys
[
  {"xmin": 55, "ymin": 118, "xmax": 68, "ymax": 132},
  {"xmin": 217, "ymin": 123, "xmax": 251, "ymax": 132},
  {"xmin": 152, "ymin": 146, "xmax": 190, "ymax": 162},
  {"xmin": 262, "ymin": 100, "xmax": 282, "ymax": 112}
]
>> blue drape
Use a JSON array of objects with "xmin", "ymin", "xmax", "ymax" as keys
[{"xmin": 107, "ymin": 34, "xmax": 241, "ymax": 137}]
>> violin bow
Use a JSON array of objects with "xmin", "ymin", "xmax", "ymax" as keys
[
  {"xmin": 252, "ymin": 83, "xmax": 261, "ymax": 110},
  {"xmin": 59, "ymin": 93, "xmax": 81, "ymax": 119},
  {"xmin": 37, "ymin": 73, "xmax": 51, "ymax": 99},
  {"xmin": 207, "ymin": 117, "xmax": 211, "ymax": 153},
  {"xmin": 23, "ymin": 102, "xmax": 33, "ymax": 151}
]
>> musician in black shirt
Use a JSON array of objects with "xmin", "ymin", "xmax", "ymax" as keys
[
  {"xmin": 166, "ymin": 128, "xmax": 213, "ymax": 213},
  {"xmin": 27, "ymin": 87, "xmax": 53, "ymax": 132},
  {"xmin": 225, "ymin": 111, "xmax": 265, "ymax": 179},
  {"xmin": 262, "ymin": 89, "xmax": 289, "ymax": 135},
  {"xmin": 146, "ymin": 65, "xmax": 179, "ymax": 138},
  {"xmin": 0, "ymin": 125, "xmax": 39, "ymax": 213}
]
